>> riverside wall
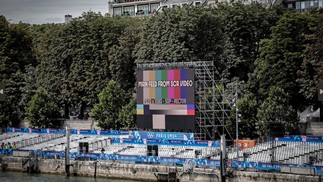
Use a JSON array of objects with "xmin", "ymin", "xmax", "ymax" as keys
[{"xmin": 0, "ymin": 156, "xmax": 320, "ymax": 182}]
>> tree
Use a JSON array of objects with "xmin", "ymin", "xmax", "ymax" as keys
[
  {"xmin": 249, "ymin": 12, "xmax": 312, "ymax": 110},
  {"xmin": 227, "ymin": 96, "xmax": 259, "ymax": 139},
  {"xmin": 25, "ymin": 87, "xmax": 61, "ymax": 128},
  {"xmin": 297, "ymin": 12, "xmax": 323, "ymax": 107},
  {"xmin": 109, "ymin": 18, "xmax": 142, "ymax": 93},
  {"xmin": 118, "ymin": 97, "xmax": 136, "ymax": 129},
  {"xmin": 256, "ymin": 87, "xmax": 297, "ymax": 136},
  {"xmin": 0, "ymin": 16, "xmax": 37, "ymax": 127},
  {"xmin": 135, "ymin": 7, "xmax": 225, "ymax": 64},
  {"xmin": 35, "ymin": 14, "xmax": 132, "ymax": 118},
  {"xmin": 217, "ymin": 3, "xmax": 283, "ymax": 81},
  {"xmin": 91, "ymin": 80, "xmax": 126, "ymax": 130}
]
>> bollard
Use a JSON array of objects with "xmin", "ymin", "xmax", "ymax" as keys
[{"xmin": 94, "ymin": 161, "xmax": 98, "ymax": 178}]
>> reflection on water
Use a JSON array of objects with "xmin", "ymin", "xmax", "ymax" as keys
[{"xmin": 0, "ymin": 171, "xmax": 138, "ymax": 182}]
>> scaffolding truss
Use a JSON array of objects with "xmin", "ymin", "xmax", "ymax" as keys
[{"xmin": 137, "ymin": 61, "xmax": 234, "ymax": 141}]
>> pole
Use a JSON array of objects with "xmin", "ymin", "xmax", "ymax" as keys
[
  {"xmin": 65, "ymin": 126, "xmax": 70, "ymax": 176},
  {"xmin": 220, "ymin": 134, "xmax": 226, "ymax": 182},
  {"xmin": 94, "ymin": 161, "xmax": 97, "ymax": 178},
  {"xmin": 235, "ymin": 81, "xmax": 239, "ymax": 159}
]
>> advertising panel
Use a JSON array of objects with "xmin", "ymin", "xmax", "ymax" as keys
[{"xmin": 136, "ymin": 69, "xmax": 195, "ymax": 130}]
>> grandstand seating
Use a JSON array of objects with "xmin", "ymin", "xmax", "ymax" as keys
[
  {"xmin": 1, "ymin": 133, "xmax": 64, "ymax": 149},
  {"xmin": 2, "ymin": 131, "xmax": 323, "ymax": 167},
  {"xmin": 222, "ymin": 141, "xmax": 323, "ymax": 165}
]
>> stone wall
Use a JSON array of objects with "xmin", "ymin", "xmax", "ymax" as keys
[{"xmin": 1, "ymin": 156, "xmax": 320, "ymax": 182}]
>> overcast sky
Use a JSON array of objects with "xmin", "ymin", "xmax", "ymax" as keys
[{"xmin": 0, "ymin": 0, "xmax": 108, "ymax": 24}]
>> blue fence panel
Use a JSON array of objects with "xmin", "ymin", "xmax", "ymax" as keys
[
  {"xmin": 111, "ymin": 138, "xmax": 220, "ymax": 148},
  {"xmin": 0, "ymin": 149, "xmax": 13, "ymax": 155},
  {"xmin": 6, "ymin": 149, "xmax": 323, "ymax": 172}
]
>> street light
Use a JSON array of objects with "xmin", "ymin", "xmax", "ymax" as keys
[{"xmin": 235, "ymin": 82, "xmax": 239, "ymax": 159}]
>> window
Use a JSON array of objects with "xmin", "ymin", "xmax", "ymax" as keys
[
  {"xmin": 172, "ymin": 4, "xmax": 179, "ymax": 8},
  {"xmin": 124, "ymin": 6, "xmax": 135, "ymax": 16},
  {"xmin": 113, "ymin": 7, "xmax": 122, "ymax": 16},
  {"xmin": 305, "ymin": 1, "xmax": 310, "ymax": 10},
  {"xmin": 195, "ymin": 1, "xmax": 202, "ymax": 6},
  {"xmin": 310, "ymin": 0, "xmax": 314, "ymax": 7},
  {"xmin": 288, "ymin": 2, "xmax": 296, "ymax": 8},
  {"xmin": 301, "ymin": 1, "xmax": 305, "ymax": 12},
  {"xmin": 320, "ymin": 0, "xmax": 323, "ymax": 7},
  {"xmin": 314, "ymin": 0, "xmax": 319, "ymax": 8},
  {"xmin": 150, "ymin": 3, "xmax": 160, "ymax": 12},
  {"xmin": 296, "ymin": 1, "xmax": 301, "ymax": 11},
  {"xmin": 138, "ymin": 5, "xmax": 149, "ymax": 15}
]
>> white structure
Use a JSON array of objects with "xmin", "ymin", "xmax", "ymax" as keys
[{"xmin": 65, "ymin": 15, "xmax": 73, "ymax": 23}]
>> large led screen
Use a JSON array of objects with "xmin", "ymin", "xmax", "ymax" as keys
[{"xmin": 136, "ymin": 69, "xmax": 195, "ymax": 130}]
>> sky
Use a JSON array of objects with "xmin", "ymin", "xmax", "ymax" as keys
[{"xmin": 0, "ymin": 0, "xmax": 108, "ymax": 24}]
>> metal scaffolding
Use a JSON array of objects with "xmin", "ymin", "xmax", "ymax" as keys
[{"xmin": 137, "ymin": 61, "xmax": 234, "ymax": 141}]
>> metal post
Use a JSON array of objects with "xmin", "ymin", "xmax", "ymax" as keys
[
  {"xmin": 235, "ymin": 82, "xmax": 239, "ymax": 159},
  {"xmin": 220, "ymin": 134, "xmax": 226, "ymax": 182},
  {"xmin": 65, "ymin": 126, "xmax": 70, "ymax": 176},
  {"xmin": 94, "ymin": 161, "xmax": 97, "ymax": 178}
]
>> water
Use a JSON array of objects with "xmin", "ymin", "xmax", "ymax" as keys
[{"xmin": 0, "ymin": 171, "xmax": 138, "ymax": 182}]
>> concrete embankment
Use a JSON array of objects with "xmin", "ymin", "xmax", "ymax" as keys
[{"xmin": 0, "ymin": 156, "xmax": 320, "ymax": 182}]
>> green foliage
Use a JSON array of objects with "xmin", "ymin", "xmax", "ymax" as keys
[
  {"xmin": 109, "ymin": 19, "xmax": 142, "ymax": 93},
  {"xmin": 118, "ymin": 97, "xmax": 136, "ymax": 129},
  {"xmin": 257, "ymin": 87, "xmax": 297, "ymax": 136},
  {"xmin": 91, "ymin": 80, "xmax": 126, "ymax": 130},
  {"xmin": 217, "ymin": 3, "xmax": 282, "ymax": 80},
  {"xmin": 0, "ymin": 16, "xmax": 37, "ymax": 127},
  {"xmin": 25, "ymin": 87, "xmax": 61, "ymax": 128},
  {"xmin": 297, "ymin": 13, "xmax": 323, "ymax": 106},
  {"xmin": 35, "ymin": 15, "xmax": 133, "ymax": 118},
  {"xmin": 135, "ymin": 7, "xmax": 225, "ymax": 64},
  {"xmin": 249, "ymin": 12, "xmax": 313, "ymax": 110},
  {"xmin": 227, "ymin": 96, "xmax": 259, "ymax": 139},
  {"xmin": 0, "ymin": 7, "xmax": 322, "ymax": 137}
]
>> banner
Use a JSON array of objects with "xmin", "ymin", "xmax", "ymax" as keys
[
  {"xmin": 47, "ymin": 128, "xmax": 65, "ymax": 134},
  {"xmin": 99, "ymin": 130, "xmax": 129, "ymax": 136},
  {"xmin": 111, "ymin": 138, "xmax": 220, "ymax": 148},
  {"xmin": 0, "ymin": 149, "xmax": 13, "ymax": 155},
  {"xmin": 270, "ymin": 135, "xmax": 323, "ymax": 143},
  {"xmin": 10, "ymin": 149, "xmax": 323, "ymax": 172},
  {"xmin": 130, "ymin": 131, "xmax": 194, "ymax": 141},
  {"xmin": 7, "ymin": 128, "xmax": 30, "ymax": 133}
]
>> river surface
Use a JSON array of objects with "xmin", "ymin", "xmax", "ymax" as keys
[{"xmin": 0, "ymin": 171, "xmax": 139, "ymax": 182}]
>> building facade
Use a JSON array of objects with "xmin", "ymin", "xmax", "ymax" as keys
[
  {"xmin": 108, "ymin": 0, "xmax": 161, "ymax": 16},
  {"xmin": 107, "ymin": 0, "xmax": 209, "ymax": 16},
  {"xmin": 107, "ymin": 0, "xmax": 323, "ymax": 17},
  {"xmin": 284, "ymin": 0, "xmax": 323, "ymax": 12}
]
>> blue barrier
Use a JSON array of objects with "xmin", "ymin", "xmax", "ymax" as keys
[
  {"xmin": 270, "ymin": 135, "xmax": 323, "ymax": 143},
  {"xmin": 34, "ymin": 150, "xmax": 218, "ymax": 167},
  {"xmin": 0, "ymin": 149, "xmax": 13, "ymax": 155},
  {"xmin": 111, "ymin": 138, "xmax": 220, "ymax": 148},
  {"xmin": 6, "ymin": 149, "xmax": 323, "ymax": 173}
]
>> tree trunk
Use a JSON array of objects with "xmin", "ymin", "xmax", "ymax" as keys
[
  {"xmin": 64, "ymin": 101, "xmax": 70, "ymax": 119},
  {"xmin": 79, "ymin": 101, "xmax": 86, "ymax": 120}
]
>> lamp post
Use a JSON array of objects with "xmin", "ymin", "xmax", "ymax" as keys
[{"xmin": 235, "ymin": 82, "xmax": 239, "ymax": 159}]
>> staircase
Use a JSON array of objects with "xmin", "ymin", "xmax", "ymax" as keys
[
  {"xmin": 22, "ymin": 157, "xmax": 39, "ymax": 173},
  {"xmin": 63, "ymin": 119, "xmax": 93, "ymax": 129},
  {"xmin": 306, "ymin": 122, "xmax": 323, "ymax": 135}
]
